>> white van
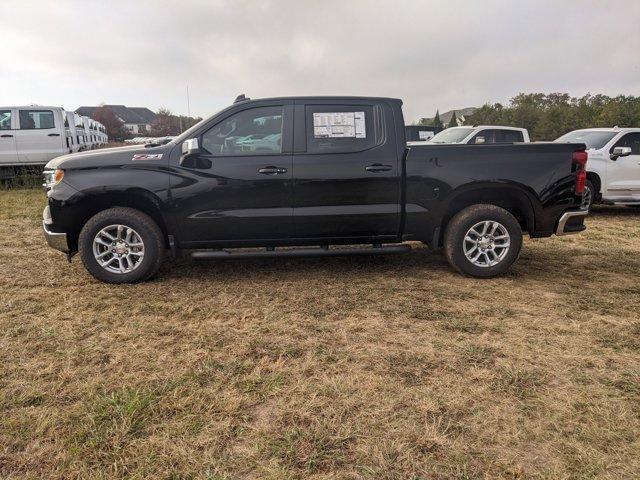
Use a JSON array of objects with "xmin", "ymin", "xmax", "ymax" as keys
[{"xmin": 0, "ymin": 106, "xmax": 71, "ymax": 167}]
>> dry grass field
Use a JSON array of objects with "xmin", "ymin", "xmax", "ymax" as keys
[{"xmin": 1, "ymin": 188, "xmax": 639, "ymax": 479}]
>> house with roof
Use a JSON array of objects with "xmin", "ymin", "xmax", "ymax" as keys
[{"xmin": 75, "ymin": 105, "xmax": 157, "ymax": 134}]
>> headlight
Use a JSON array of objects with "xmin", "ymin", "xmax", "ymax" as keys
[{"xmin": 43, "ymin": 169, "xmax": 64, "ymax": 189}]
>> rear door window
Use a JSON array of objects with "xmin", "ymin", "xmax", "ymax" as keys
[
  {"xmin": 19, "ymin": 110, "xmax": 55, "ymax": 129},
  {"xmin": 305, "ymin": 105, "xmax": 376, "ymax": 154},
  {"xmin": 496, "ymin": 130, "xmax": 524, "ymax": 143},
  {"xmin": 470, "ymin": 129, "xmax": 495, "ymax": 144}
]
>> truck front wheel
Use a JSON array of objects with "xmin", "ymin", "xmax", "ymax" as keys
[
  {"xmin": 443, "ymin": 204, "xmax": 523, "ymax": 278},
  {"xmin": 78, "ymin": 207, "xmax": 165, "ymax": 284}
]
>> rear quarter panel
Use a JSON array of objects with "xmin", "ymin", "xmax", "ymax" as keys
[{"xmin": 404, "ymin": 142, "xmax": 585, "ymax": 241}]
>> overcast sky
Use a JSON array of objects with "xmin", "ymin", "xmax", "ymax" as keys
[{"xmin": 2, "ymin": 0, "xmax": 639, "ymax": 122}]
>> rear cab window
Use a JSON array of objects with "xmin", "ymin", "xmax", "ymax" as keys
[
  {"xmin": 19, "ymin": 110, "xmax": 55, "ymax": 129},
  {"xmin": 304, "ymin": 104, "xmax": 378, "ymax": 154}
]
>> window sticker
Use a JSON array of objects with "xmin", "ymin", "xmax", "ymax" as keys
[{"xmin": 313, "ymin": 112, "xmax": 366, "ymax": 138}]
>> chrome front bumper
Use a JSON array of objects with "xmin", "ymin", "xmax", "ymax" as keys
[
  {"xmin": 42, "ymin": 206, "xmax": 69, "ymax": 253},
  {"xmin": 555, "ymin": 209, "xmax": 588, "ymax": 236}
]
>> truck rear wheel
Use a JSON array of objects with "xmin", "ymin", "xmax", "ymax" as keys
[
  {"xmin": 78, "ymin": 207, "xmax": 164, "ymax": 284},
  {"xmin": 444, "ymin": 204, "xmax": 522, "ymax": 278},
  {"xmin": 582, "ymin": 180, "xmax": 595, "ymax": 210}
]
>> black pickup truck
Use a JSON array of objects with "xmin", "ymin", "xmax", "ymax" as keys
[{"xmin": 42, "ymin": 96, "xmax": 588, "ymax": 283}]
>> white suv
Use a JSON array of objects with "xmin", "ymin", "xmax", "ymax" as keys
[{"xmin": 555, "ymin": 128, "xmax": 640, "ymax": 208}]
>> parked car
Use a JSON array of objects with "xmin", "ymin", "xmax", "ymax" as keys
[
  {"xmin": 42, "ymin": 95, "xmax": 587, "ymax": 283},
  {"xmin": 555, "ymin": 128, "xmax": 640, "ymax": 208},
  {"xmin": 412, "ymin": 125, "xmax": 530, "ymax": 145},
  {"xmin": 65, "ymin": 111, "xmax": 85, "ymax": 153},
  {"xmin": 0, "ymin": 106, "xmax": 71, "ymax": 171}
]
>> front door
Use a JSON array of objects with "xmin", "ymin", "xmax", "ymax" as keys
[
  {"xmin": 169, "ymin": 103, "xmax": 294, "ymax": 245},
  {"xmin": 607, "ymin": 132, "xmax": 640, "ymax": 200},
  {"xmin": 291, "ymin": 101, "xmax": 401, "ymax": 239},
  {"xmin": 14, "ymin": 109, "xmax": 63, "ymax": 164},
  {"xmin": 0, "ymin": 109, "xmax": 17, "ymax": 166}
]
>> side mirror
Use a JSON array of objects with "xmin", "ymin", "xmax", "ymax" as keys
[
  {"xmin": 181, "ymin": 138, "xmax": 200, "ymax": 156},
  {"xmin": 475, "ymin": 136, "xmax": 486, "ymax": 144},
  {"xmin": 610, "ymin": 146, "xmax": 632, "ymax": 161}
]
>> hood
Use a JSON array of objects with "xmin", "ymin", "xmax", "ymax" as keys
[{"xmin": 45, "ymin": 144, "xmax": 172, "ymax": 170}]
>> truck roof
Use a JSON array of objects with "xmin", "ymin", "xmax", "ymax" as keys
[
  {"xmin": 569, "ymin": 127, "xmax": 640, "ymax": 133},
  {"xmin": 0, "ymin": 105, "xmax": 67, "ymax": 111},
  {"xmin": 234, "ymin": 95, "xmax": 403, "ymax": 104}
]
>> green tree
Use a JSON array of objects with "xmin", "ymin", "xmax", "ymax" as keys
[
  {"xmin": 447, "ymin": 110, "xmax": 458, "ymax": 128},
  {"xmin": 433, "ymin": 110, "xmax": 443, "ymax": 129},
  {"xmin": 466, "ymin": 93, "xmax": 640, "ymax": 141}
]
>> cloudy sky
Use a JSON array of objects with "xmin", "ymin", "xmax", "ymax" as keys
[{"xmin": 2, "ymin": 0, "xmax": 639, "ymax": 122}]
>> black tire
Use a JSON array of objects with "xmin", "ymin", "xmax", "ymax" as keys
[
  {"xmin": 444, "ymin": 204, "xmax": 523, "ymax": 278},
  {"xmin": 78, "ymin": 207, "xmax": 164, "ymax": 284},
  {"xmin": 582, "ymin": 180, "xmax": 595, "ymax": 210}
]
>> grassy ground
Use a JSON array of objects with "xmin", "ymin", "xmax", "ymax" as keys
[{"xmin": 0, "ymin": 189, "xmax": 638, "ymax": 479}]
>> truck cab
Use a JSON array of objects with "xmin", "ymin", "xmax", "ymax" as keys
[
  {"xmin": 415, "ymin": 125, "xmax": 530, "ymax": 145},
  {"xmin": 0, "ymin": 106, "xmax": 70, "ymax": 168},
  {"xmin": 555, "ymin": 128, "xmax": 640, "ymax": 207}
]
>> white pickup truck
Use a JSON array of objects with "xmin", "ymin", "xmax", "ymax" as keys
[
  {"xmin": 555, "ymin": 128, "xmax": 640, "ymax": 208},
  {"xmin": 409, "ymin": 125, "xmax": 530, "ymax": 145}
]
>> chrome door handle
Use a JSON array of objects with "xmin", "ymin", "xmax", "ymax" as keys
[
  {"xmin": 258, "ymin": 166, "xmax": 287, "ymax": 175},
  {"xmin": 365, "ymin": 164, "xmax": 392, "ymax": 172}
]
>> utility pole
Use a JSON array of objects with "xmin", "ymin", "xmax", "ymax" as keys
[{"xmin": 186, "ymin": 85, "xmax": 191, "ymax": 118}]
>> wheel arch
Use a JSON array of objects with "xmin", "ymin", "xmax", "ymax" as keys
[
  {"xmin": 66, "ymin": 188, "xmax": 169, "ymax": 252},
  {"xmin": 586, "ymin": 171, "xmax": 602, "ymax": 201},
  {"xmin": 435, "ymin": 183, "xmax": 536, "ymax": 248}
]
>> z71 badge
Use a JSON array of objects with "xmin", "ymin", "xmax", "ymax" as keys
[{"xmin": 132, "ymin": 153, "xmax": 163, "ymax": 161}]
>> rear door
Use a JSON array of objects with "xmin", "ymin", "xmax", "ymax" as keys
[
  {"xmin": 14, "ymin": 109, "xmax": 64, "ymax": 164},
  {"xmin": 291, "ymin": 100, "xmax": 401, "ymax": 239},
  {"xmin": 607, "ymin": 132, "xmax": 640, "ymax": 199},
  {"xmin": 0, "ymin": 109, "xmax": 18, "ymax": 165}
]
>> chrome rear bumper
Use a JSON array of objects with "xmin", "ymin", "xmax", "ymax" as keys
[{"xmin": 555, "ymin": 209, "xmax": 588, "ymax": 236}]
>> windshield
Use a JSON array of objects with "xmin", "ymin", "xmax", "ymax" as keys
[
  {"xmin": 554, "ymin": 130, "xmax": 618, "ymax": 150},
  {"xmin": 428, "ymin": 127, "xmax": 475, "ymax": 144}
]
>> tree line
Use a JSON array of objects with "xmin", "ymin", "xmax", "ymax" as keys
[{"xmin": 421, "ymin": 93, "xmax": 640, "ymax": 141}]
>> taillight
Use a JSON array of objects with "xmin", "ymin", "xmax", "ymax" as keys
[
  {"xmin": 575, "ymin": 170, "xmax": 586, "ymax": 194},
  {"xmin": 573, "ymin": 150, "xmax": 588, "ymax": 167},
  {"xmin": 572, "ymin": 150, "xmax": 588, "ymax": 195}
]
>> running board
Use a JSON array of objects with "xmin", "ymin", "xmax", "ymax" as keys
[{"xmin": 191, "ymin": 244, "xmax": 411, "ymax": 260}]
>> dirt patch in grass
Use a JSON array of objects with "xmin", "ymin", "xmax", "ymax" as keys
[{"xmin": 1, "ymin": 190, "xmax": 639, "ymax": 478}]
